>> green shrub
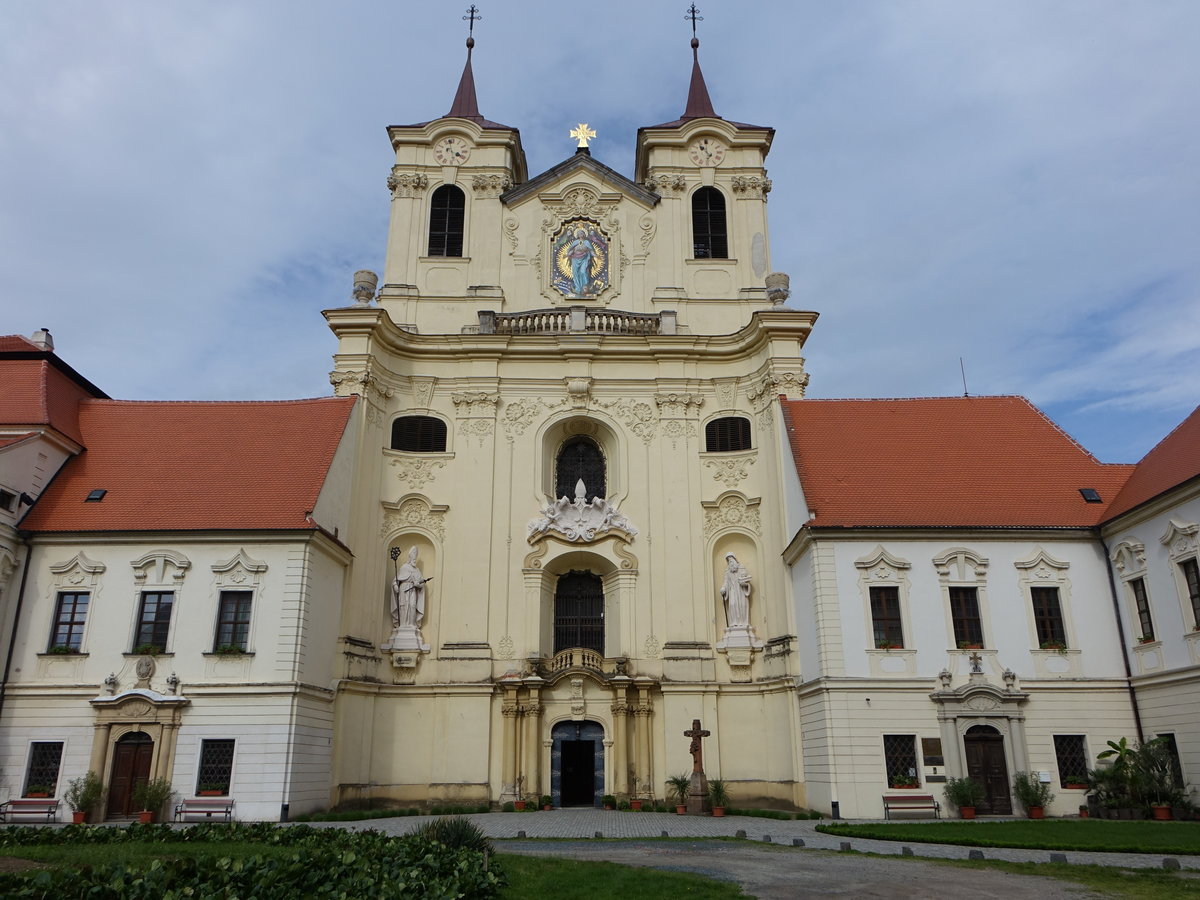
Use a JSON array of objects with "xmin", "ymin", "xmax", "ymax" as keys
[
  {"xmin": 502, "ymin": 801, "xmax": 516, "ymax": 812},
  {"xmin": 1012, "ymin": 771, "xmax": 1055, "ymax": 813},
  {"xmin": 412, "ymin": 815, "xmax": 492, "ymax": 852},
  {"xmin": 943, "ymin": 776, "xmax": 986, "ymax": 810}
]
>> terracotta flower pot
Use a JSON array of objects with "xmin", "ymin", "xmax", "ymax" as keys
[
  {"xmin": 630, "ymin": 799, "xmax": 643, "ymax": 811},
  {"xmin": 712, "ymin": 807, "xmax": 726, "ymax": 817},
  {"xmin": 959, "ymin": 806, "xmax": 976, "ymax": 820},
  {"xmin": 138, "ymin": 810, "xmax": 155, "ymax": 824},
  {"xmin": 513, "ymin": 800, "xmax": 526, "ymax": 811},
  {"xmin": 1152, "ymin": 805, "xmax": 1173, "ymax": 820},
  {"xmin": 1079, "ymin": 809, "xmax": 1088, "ymax": 818},
  {"xmin": 72, "ymin": 811, "xmax": 87, "ymax": 824},
  {"xmin": 1028, "ymin": 806, "xmax": 1044, "ymax": 819},
  {"xmin": 543, "ymin": 804, "xmax": 552, "ymax": 811},
  {"xmin": 676, "ymin": 805, "xmax": 687, "ymax": 815}
]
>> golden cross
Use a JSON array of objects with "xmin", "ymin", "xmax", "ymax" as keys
[{"xmin": 570, "ymin": 123, "xmax": 597, "ymax": 148}]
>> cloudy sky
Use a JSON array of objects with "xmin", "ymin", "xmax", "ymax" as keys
[{"xmin": 2, "ymin": 1, "xmax": 1196, "ymax": 463}]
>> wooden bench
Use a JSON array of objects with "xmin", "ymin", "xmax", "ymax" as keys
[
  {"xmin": 174, "ymin": 797, "xmax": 234, "ymax": 823},
  {"xmin": 882, "ymin": 793, "xmax": 940, "ymax": 819},
  {"xmin": 0, "ymin": 798, "xmax": 60, "ymax": 823}
]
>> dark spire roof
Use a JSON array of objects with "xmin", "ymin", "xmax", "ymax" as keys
[
  {"xmin": 682, "ymin": 37, "xmax": 716, "ymax": 119},
  {"xmin": 447, "ymin": 36, "xmax": 482, "ymax": 121}
]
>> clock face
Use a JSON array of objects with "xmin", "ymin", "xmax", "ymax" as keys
[
  {"xmin": 434, "ymin": 136, "xmax": 471, "ymax": 165},
  {"xmin": 688, "ymin": 137, "xmax": 726, "ymax": 166}
]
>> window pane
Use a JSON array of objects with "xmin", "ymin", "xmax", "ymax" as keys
[
  {"xmin": 24, "ymin": 742, "xmax": 63, "ymax": 795},
  {"xmin": 883, "ymin": 734, "xmax": 919, "ymax": 787},
  {"xmin": 949, "ymin": 586, "xmax": 983, "ymax": 646},
  {"xmin": 135, "ymin": 591, "xmax": 174, "ymax": 651},
  {"xmin": 555, "ymin": 437, "xmax": 606, "ymax": 502},
  {"xmin": 197, "ymin": 739, "xmax": 235, "ymax": 795},
  {"xmin": 1031, "ymin": 586, "xmax": 1066, "ymax": 647},
  {"xmin": 50, "ymin": 592, "xmax": 89, "ymax": 651},
  {"xmin": 554, "ymin": 571, "xmax": 604, "ymax": 654},
  {"xmin": 1130, "ymin": 577, "xmax": 1153, "ymax": 641},
  {"xmin": 691, "ymin": 187, "xmax": 728, "ymax": 259},
  {"xmin": 427, "ymin": 185, "xmax": 465, "ymax": 257},
  {"xmin": 1181, "ymin": 559, "xmax": 1200, "ymax": 627},
  {"xmin": 1053, "ymin": 735, "xmax": 1088, "ymax": 786},
  {"xmin": 216, "ymin": 591, "xmax": 253, "ymax": 650},
  {"xmin": 870, "ymin": 586, "xmax": 903, "ymax": 648}
]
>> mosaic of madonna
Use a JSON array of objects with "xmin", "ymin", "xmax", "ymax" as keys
[{"xmin": 552, "ymin": 218, "xmax": 609, "ymax": 299}]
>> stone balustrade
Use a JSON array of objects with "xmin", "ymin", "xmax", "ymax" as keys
[{"xmin": 478, "ymin": 307, "xmax": 676, "ymax": 336}]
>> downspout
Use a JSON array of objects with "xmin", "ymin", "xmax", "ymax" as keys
[
  {"xmin": 1099, "ymin": 534, "xmax": 1144, "ymax": 743},
  {"xmin": 0, "ymin": 537, "xmax": 35, "ymax": 722}
]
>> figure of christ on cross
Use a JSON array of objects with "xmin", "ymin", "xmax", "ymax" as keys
[{"xmin": 685, "ymin": 719, "xmax": 710, "ymax": 774}]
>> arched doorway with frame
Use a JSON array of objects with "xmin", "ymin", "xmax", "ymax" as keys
[
  {"xmin": 89, "ymin": 689, "xmax": 189, "ymax": 820},
  {"xmin": 550, "ymin": 719, "xmax": 606, "ymax": 807}
]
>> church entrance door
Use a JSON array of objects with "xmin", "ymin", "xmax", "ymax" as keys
[
  {"xmin": 550, "ymin": 720, "xmax": 604, "ymax": 807},
  {"xmin": 107, "ymin": 731, "xmax": 154, "ymax": 817},
  {"xmin": 964, "ymin": 725, "xmax": 1012, "ymax": 815}
]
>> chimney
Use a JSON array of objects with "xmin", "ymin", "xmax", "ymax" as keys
[{"xmin": 30, "ymin": 328, "xmax": 54, "ymax": 352}]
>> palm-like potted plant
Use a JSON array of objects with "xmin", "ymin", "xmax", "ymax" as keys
[
  {"xmin": 64, "ymin": 771, "xmax": 105, "ymax": 824},
  {"xmin": 706, "ymin": 778, "xmax": 730, "ymax": 817},
  {"xmin": 601, "ymin": 794, "xmax": 616, "ymax": 810},
  {"xmin": 943, "ymin": 776, "xmax": 985, "ymax": 819},
  {"xmin": 667, "ymin": 773, "xmax": 692, "ymax": 814},
  {"xmin": 1012, "ymin": 770, "xmax": 1054, "ymax": 819},
  {"xmin": 132, "ymin": 776, "xmax": 174, "ymax": 824}
]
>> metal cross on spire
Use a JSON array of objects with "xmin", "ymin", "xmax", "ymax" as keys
[
  {"xmin": 463, "ymin": 5, "xmax": 481, "ymax": 37},
  {"xmin": 685, "ymin": 4, "xmax": 703, "ymax": 39}
]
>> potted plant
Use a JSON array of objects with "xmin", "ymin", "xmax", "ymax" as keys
[
  {"xmin": 132, "ymin": 777, "xmax": 174, "ymax": 824},
  {"xmin": 957, "ymin": 640, "xmax": 983, "ymax": 650},
  {"xmin": 1039, "ymin": 639, "xmax": 1068, "ymax": 654},
  {"xmin": 540, "ymin": 794, "xmax": 552, "ymax": 811},
  {"xmin": 667, "ymin": 773, "xmax": 692, "ymax": 814},
  {"xmin": 875, "ymin": 638, "xmax": 901, "ymax": 650},
  {"xmin": 1062, "ymin": 773, "xmax": 1089, "ymax": 790},
  {"xmin": 1136, "ymin": 634, "xmax": 1155, "ymax": 645},
  {"xmin": 707, "ymin": 778, "xmax": 729, "ymax": 817},
  {"xmin": 24, "ymin": 784, "xmax": 52, "ymax": 798},
  {"xmin": 1012, "ymin": 770, "xmax": 1054, "ymax": 819},
  {"xmin": 47, "ymin": 645, "xmax": 76, "ymax": 655},
  {"xmin": 197, "ymin": 782, "xmax": 226, "ymax": 796},
  {"xmin": 1078, "ymin": 803, "xmax": 1089, "ymax": 818},
  {"xmin": 513, "ymin": 796, "xmax": 527, "ymax": 811},
  {"xmin": 601, "ymin": 794, "xmax": 616, "ymax": 810},
  {"xmin": 64, "ymin": 771, "xmax": 104, "ymax": 824},
  {"xmin": 889, "ymin": 774, "xmax": 919, "ymax": 789},
  {"xmin": 132, "ymin": 643, "xmax": 161, "ymax": 656},
  {"xmin": 943, "ymin": 776, "xmax": 985, "ymax": 820},
  {"xmin": 630, "ymin": 796, "xmax": 643, "ymax": 811},
  {"xmin": 214, "ymin": 644, "xmax": 245, "ymax": 656}
]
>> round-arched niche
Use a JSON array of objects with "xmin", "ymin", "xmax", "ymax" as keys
[
  {"xmin": 384, "ymin": 534, "xmax": 437, "ymax": 630},
  {"xmin": 711, "ymin": 533, "xmax": 760, "ymax": 634},
  {"xmin": 536, "ymin": 414, "xmax": 625, "ymax": 506}
]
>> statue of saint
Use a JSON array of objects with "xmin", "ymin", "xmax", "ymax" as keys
[
  {"xmin": 720, "ymin": 553, "xmax": 752, "ymax": 628},
  {"xmin": 391, "ymin": 547, "xmax": 429, "ymax": 629}
]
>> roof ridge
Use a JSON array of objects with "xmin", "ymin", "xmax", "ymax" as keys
[{"xmin": 78, "ymin": 396, "xmax": 353, "ymax": 407}]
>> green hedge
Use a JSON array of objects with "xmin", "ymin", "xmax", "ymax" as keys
[{"xmin": 0, "ymin": 823, "xmax": 504, "ymax": 899}]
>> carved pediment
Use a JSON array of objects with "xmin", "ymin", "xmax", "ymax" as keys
[
  {"xmin": 854, "ymin": 546, "xmax": 912, "ymax": 578},
  {"xmin": 1160, "ymin": 519, "xmax": 1199, "ymax": 560},
  {"xmin": 1109, "ymin": 539, "xmax": 1147, "ymax": 575}
]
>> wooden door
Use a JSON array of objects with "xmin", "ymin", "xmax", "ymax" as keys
[
  {"xmin": 107, "ymin": 732, "xmax": 154, "ymax": 817},
  {"xmin": 964, "ymin": 726, "xmax": 1012, "ymax": 815}
]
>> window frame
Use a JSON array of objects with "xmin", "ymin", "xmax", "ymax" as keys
[
  {"xmin": 23, "ymin": 741, "xmax": 64, "ymax": 796},
  {"xmin": 1180, "ymin": 558, "xmax": 1200, "ymax": 630},
  {"xmin": 195, "ymin": 739, "xmax": 236, "ymax": 796},
  {"xmin": 214, "ymin": 590, "xmax": 254, "ymax": 652},
  {"xmin": 49, "ymin": 591, "xmax": 89, "ymax": 652},
  {"xmin": 390, "ymin": 415, "xmax": 448, "ymax": 453},
  {"xmin": 869, "ymin": 585, "xmax": 905, "ymax": 649},
  {"xmin": 949, "ymin": 586, "xmax": 984, "ymax": 648},
  {"xmin": 1053, "ymin": 734, "xmax": 1089, "ymax": 788},
  {"xmin": 1128, "ymin": 576, "xmax": 1155, "ymax": 642},
  {"xmin": 703, "ymin": 416, "xmax": 752, "ymax": 453},
  {"xmin": 882, "ymin": 734, "xmax": 921, "ymax": 788},
  {"xmin": 133, "ymin": 590, "xmax": 175, "ymax": 652},
  {"xmin": 553, "ymin": 570, "xmax": 605, "ymax": 655},
  {"xmin": 426, "ymin": 184, "xmax": 466, "ymax": 258},
  {"xmin": 555, "ymin": 435, "xmax": 607, "ymax": 503},
  {"xmin": 1031, "ymin": 585, "xmax": 1067, "ymax": 648},
  {"xmin": 691, "ymin": 186, "xmax": 729, "ymax": 259}
]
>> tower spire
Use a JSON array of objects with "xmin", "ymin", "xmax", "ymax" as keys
[
  {"xmin": 446, "ymin": 5, "xmax": 483, "ymax": 121},
  {"xmin": 682, "ymin": 5, "xmax": 717, "ymax": 119}
]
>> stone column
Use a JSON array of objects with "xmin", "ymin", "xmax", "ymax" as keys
[
  {"xmin": 501, "ymin": 689, "xmax": 520, "ymax": 802},
  {"xmin": 634, "ymin": 687, "xmax": 654, "ymax": 800},
  {"xmin": 88, "ymin": 723, "xmax": 112, "ymax": 780},
  {"xmin": 523, "ymin": 689, "xmax": 543, "ymax": 799},
  {"xmin": 610, "ymin": 686, "xmax": 631, "ymax": 796}
]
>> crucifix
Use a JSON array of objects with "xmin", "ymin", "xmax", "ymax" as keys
[
  {"xmin": 684, "ymin": 718, "xmax": 710, "ymax": 774},
  {"xmin": 462, "ymin": 5, "xmax": 481, "ymax": 36},
  {"xmin": 570, "ymin": 123, "xmax": 596, "ymax": 149},
  {"xmin": 685, "ymin": 4, "xmax": 703, "ymax": 38}
]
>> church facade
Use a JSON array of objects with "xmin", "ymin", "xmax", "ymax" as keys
[{"xmin": 1, "ymin": 35, "xmax": 1198, "ymax": 821}]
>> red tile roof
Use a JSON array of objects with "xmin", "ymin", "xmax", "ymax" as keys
[
  {"xmin": 0, "ymin": 335, "xmax": 40, "ymax": 352},
  {"xmin": 1103, "ymin": 404, "xmax": 1200, "ymax": 520},
  {"xmin": 0, "ymin": 432, "xmax": 37, "ymax": 450},
  {"xmin": 20, "ymin": 397, "xmax": 355, "ymax": 533},
  {"xmin": 0, "ymin": 359, "xmax": 98, "ymax": 445},
  {"xmin": 781, "ymin": 396, "xmax": 1134, "ymax": 528}
]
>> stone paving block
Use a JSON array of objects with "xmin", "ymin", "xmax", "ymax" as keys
[
  {"xmin": 793, "ymin": 838, "xmax": 804, "ymax": 847},
  {"xmin": 969, "ymin": 850, "xmax": 985, "ymax": 860},
  {"xmin": 840, "ymin": 841, "xmax": 852, "ymax": 852},
  {"xmin": 902, "ymin": 846, "xmax": 913, "ymax": 856},
  {"xmin": 1163, "ymin": 858, "xmax": 1181, "ymax": 871},
  {"xmin": 1049, "ymin": 853, "xmax": 1067, "ymax": 864}
]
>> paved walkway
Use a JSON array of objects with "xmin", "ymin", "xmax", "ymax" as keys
[{"xmin": 335, "ymin": 808, "xmax": 1200, "ymax": 871}]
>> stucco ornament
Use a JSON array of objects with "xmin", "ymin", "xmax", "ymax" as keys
[
  {"xmin": 384, "ymin": 547, "xmax": 430, "ymax": 654},
  {"xmin": 527, "ymin": 479, "xmax": 638, "ymax": 544}
]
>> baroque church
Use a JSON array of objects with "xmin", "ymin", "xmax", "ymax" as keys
[{"xmin": 2, "ymin": 23, "xmax": 1198, "ymax": 823}]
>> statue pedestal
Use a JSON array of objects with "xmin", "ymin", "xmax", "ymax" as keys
[
  {"xmin": 687, "ymin": 771, "xmax": 710, "ymax": 815},
  {"xmin": 715, "ymin": 625, "xmax": 763, "ymax": 651},
  {"xmin": 382, "ymin": 626, "xmax": 429, "ymax": 655}
]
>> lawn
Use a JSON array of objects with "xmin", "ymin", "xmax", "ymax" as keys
[{"xmin": 818, "ymin": 819, "xmax": 1200, "ymax": 854}]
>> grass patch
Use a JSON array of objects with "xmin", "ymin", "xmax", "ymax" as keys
[
  {"xmin": 817, "ymin": 819, "xmax": 1200, "ymax": 854},
  {"xmin": 497, "ymin": 854, "xmax": 746, "ymax": 898},
  {"xmin": 927, "ymin": 856, "xmax": 1200, "ymax": 900}
]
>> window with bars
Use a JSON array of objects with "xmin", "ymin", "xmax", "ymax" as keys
[
  {"xmin": 870, "ymin": 585, "xmax": 904, "ymax": 648},
  {"xmin": 949, "ymin": 586, "xmax": 984, "ymax": 647},
  {"xmin": 1053, "ymin": 734, "xmax": 1089, "ymax": 787},
  {"xmin": 704, "ymin": 417, "xmax": 752, "ymax": 452},
  {"xmin": 134, "ymin": 591, "xmax": 174, "ymax": 652},
  {"xmin": 196, "ymin": 739, "xmax": 235, "ymax": 795},
  {"xmin": 883, "ymin": 734, "xmax": 920, "ymax": 787},
  {"xmin": 214, "ymin": 591, "xmax": 253, "ymax": 651},
  {"xmin": 691, "ymin": 187, "xmax": 728, "ymax": 259},
  {"xmin": 554, "ymin": 571, "xmax": 604, "ymax": 655},
  {"xmin": 555, "ymin": 436, "xmax": 606, "ymax": 502},
  {"xmin": 427, "ymin": 184, "xmax": 465, "ymax": 257},
  {"xmin": 49, "ymin": 592, "xmax": 88, "ymax": 651},
  {"xmin": 1031, "ymin": 586, "xmax": 1067, "ymax": 648},
  {"xmin": 1181, "ymin": 558, "xmax": 1200, "ymax": 628},
  {"xmin": 24, "ymin": 742, "xmax": 63, "ymax": 795},
  {"xmin": 1129, "ymin": 577, "xmax": 1154, "ymax": 641},
  {"xmin": 391, "ymin": 416, "xmax": 447, "ymax": 453}
]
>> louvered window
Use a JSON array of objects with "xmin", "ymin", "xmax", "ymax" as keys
[
  {"xmin": 391, "ymin": 416, "xmax": 448, "ymax": 453},
  {"xmin": 555, "ymin": 436, "xmax": 605, "ymax": 502},
  {"xmin": 554, "ymin": 571, "xmax": 604, "ymax": 654},
  {"xmin": 705, "ymin": 417, "xmax": 751, "ymax": 452},
  {"xmin": 691, "ymin": 187, "xmax": 728, "ymax": 259},
  {"xmin": 427, "ymin": 184, "xmax": 465, "ymax": 257}
]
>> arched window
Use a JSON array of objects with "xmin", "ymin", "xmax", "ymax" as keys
[
  {"xmin": 691, "ymin": 186, "xmax": 728, "ymax": 259},
  {"xmin": 391, "ymin": 416, "xmax": 447, "ymax": 452},
  {"xmin": 556, "ymin": 436, "xmax": 606, "ymax": 501},
  {"xmin": 705, "ymin": 416, "xmax": 752, "ymax": 452},
  {"xmin": 427, "ymin": 184, "xmax": 465, "ymax": 257},
  {"xmin": 554, "ymin": 570, "xmax": 604, "ymax": 654}
]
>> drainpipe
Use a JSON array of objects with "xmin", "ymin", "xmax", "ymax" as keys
[
  {"xmin": 0, "ymin": 539, "xmax": 34, "ymax": 722},
  {"xmin": 1099, "ymin": 535, "xmax": 1144, "ymax": 744}
]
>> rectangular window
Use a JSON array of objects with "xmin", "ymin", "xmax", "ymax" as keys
[
  {"xmin": 196, "ymin": 739, "xmax": 235, "ymax": 795},
  {"xmin": 883, "ymin": 734, "xmax": 920, "ymax": 787},
  {"xmin": 1031, "ymin": 586, "xmax": 1066, "ymax": 647},
  {"xmin": 1053, "ymin": 735, "xmax": 1088, "ymax": 787},
  {"xmin": 0, "ymin": 488, "xmax": 16, "ymax": 511},
  {"xmin": 1157, "ymin": 733, "xmax": 1185, "ymax": 787},
  {"xmin": 214, "ymin": 590, "xmax": 252, "ymax": 651},
  {"xmin": 1181, "ymin": 558, "xmax": 1200, "ymax": 628},
  {"xmin": 24, "ymin": 741, "xmax": 64, "ymax": 796},
  {"xmin": 1130, "ymin": 577, "xmax": 1154, "ymax": 641},
  {"xmin": 949, "ymin": 586, "xmax": 984, "ymax": 647},
  {"xmin": 49, "ymin": 592, "xmax": 89, "ymax": 651},
  {"xmin": 134, "ymin": 591, "xmax": 174, "ymax": 652},
  {"xmin": 870, "ymin": 585, "xmax": 904, "ymax": 648}
]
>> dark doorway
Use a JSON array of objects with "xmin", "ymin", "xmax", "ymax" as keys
[
  {"xmin": 551, "ymin": 720, "xmax": 604, "ymax": 807},
  {"xmin": 560, "ymin": 741, "xmax": 596, "ymax": 806},
  {"xmin": 964, "ymin": 725, "xmax": 1012, "ymax": 814},
  {"xmin": 554, "ymin": 571, "xmax": 604, "ymax": 654},
  {"xmin": 107, "ymin": 731, "xmax": 154, "ymax": 817}
]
